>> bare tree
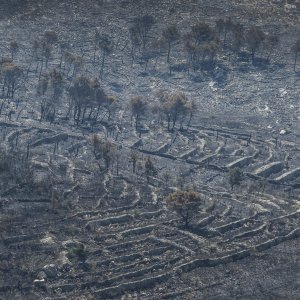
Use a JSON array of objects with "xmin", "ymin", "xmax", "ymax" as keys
[
  {"xmin": 71, "ymin": 55, "xmax": 84, "ymax": 77},
  {"xmin": 215, "ymin": 18, "xmax": 244, "ymax": 60},
  {"xmin": 69, "ymin": 76, "xmax": 115, "ymax": 125},
  {"xmin": 160, "ymin": 91, "xmax": 191, "ymax": 131},
  {"xmin": 28, "ymin": 40, "xmax": 40, "ymax": 74},
  {"xmin": 246, "ymin": 26, "xmax": 265, "ymax": 63},
  {"xmin": 10, "ymin": 41, "xmax": 19, "ymax": 60},
  {"xmin": 92, "ymin": 134, "xmax": 117, "ymax": 172},
  {"xmin": 0, "ymin": 62, "xmax": 22, "ymax": 98},
  {"xmin": 37, "ymin": 74, "xmax": 49, "ymax": 96},
  {"xmin": 186, "ymin": 99, "xmax": 197, "ymax": 127},
  {"xmin": 129, "ymin": 26, "xmax": 141, "ymax": 65},
  {"xmin": 69, "ymin": 76, "xmax": 92, "ymax": 125},
  {"xmin": 228, "ymin": 167, "xmax": 243, "ymax": 190},
  {"xmin": 42, "ymin": 43, "xmax": 52, "ymax": 69},
  {"xmin": 130, "ymin": 15, "xmax": 155, "ymax": 52},
  {"xmin": 33, "ymin": 31, "xmax": 58, "ymax": 78},
  {"xmin": 216, "ymin": 17, "xmax": 233, "ymax": 46},
  {"xmin": 39, "ymin": 69, "xmax": 64, "ymax": 122},
  {"xmin": 97, "ymin": 34, "xmax": 113, "ymax": 80},
  {"xmin": 58, "ymin": 42, "xmax": 70, "ymax": 70},
  {"xmin": 44, "ymin": 30, "xmax": 58, "ymax": 45},
  {"xmin": 190, "ymin": 22, "xmax": 215, "ymax": 46},
  {"xmin": 162, "ymin": 25, "xmax": 180, "ymax": 62},
  {"xmin": 201, "ymin": 41, "xmax": 220, "ymax": 66},
  {"xmin": 230, "ymin": 23, "xmax": 244, "ymax": 54},
  {"xmin": 264, "ymin": 34, "xmax": 279, "ymax": 62},
  {"xmin": 184, "ymin": 22, "xmax": 217, "ymax": 70},
  {"xmin": 129, "ymin": 96, "xmax": 148, "ymax": 130},
  {"xmin": 130, "ymin": 150, "xmax": 139, "ymax": 173},
  {"xmin": 145, "ymin": 156, "xmax": 157, "ymax": 183},
  {"xmin": 291, "ymin": 39, "xmax": 300, "ymax": 71}
]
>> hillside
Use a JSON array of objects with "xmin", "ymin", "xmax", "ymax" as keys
[{"xmin": 0, "ymin": 0, "xmax": 299, "ymax": 299}]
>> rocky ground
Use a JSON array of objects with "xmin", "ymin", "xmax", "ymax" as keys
[{"xmin": 0, "ymin": 0, "xmax": 299, "ymax": 299}]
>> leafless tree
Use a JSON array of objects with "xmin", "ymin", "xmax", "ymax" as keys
[
  {"xmin": 291, "ymin": 39, "xmax": 300, "ymax": 71},
  {"xmin": 162, "ymin": 25, "xmax": 180, "ymax": 62},
  {"xmin": 246, "ymin": 26, "xmax": 265, "ymax": 63},
  {"xmin": 129, "ymin": 96, "xmax": 148, "ymax": 130}
]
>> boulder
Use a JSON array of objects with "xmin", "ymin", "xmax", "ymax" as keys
[
  {"xmin": 57, "ymin": 251, "xmax": 73, "ymax": 271},
  {"xmin": 42, "ymin": 264, "xmax": 58, "ymax": 279},
  {"xmin": 33, "ymin": 278, "xmax": 46, "ymax": 289},
  {"xmin": 279, "ymin": 129, "xmax": 287, "ymax": 135}
]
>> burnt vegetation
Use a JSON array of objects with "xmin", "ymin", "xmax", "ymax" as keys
[{"xmin": 0, "ymin": 0, "xmax": 300, "ymax": 299}]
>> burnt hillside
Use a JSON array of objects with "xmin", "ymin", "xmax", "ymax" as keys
[{"xmin": 0, "ymin": 1, "xmax": 299, "ymax": 299}]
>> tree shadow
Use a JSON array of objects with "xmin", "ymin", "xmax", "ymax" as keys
[
  {"xmin": 268, "ymin": 62, "xmax": 286, "ymax": 72},
  {"xmin": 190, "ymin": 73, "xmax": 205, "ymax": 83},
  {"xmin": 170, "ymin": 62, "xmax": 188, "ymax": 73},
  {"xmin": 138, "ymin": 71, "xmax": 149, "ymax": 77},
  {"xmin": 252, "ymin": 58, "xmax": 270, "ymax": 70},
  {"xmin": 201, "ymin": 61, "xmax": 230, "ymax": 85},
  {"xmin": 236, "ymin": 51, "xmax": 250, "ymax": 63},
  {"xmin": 294, "ymin": 70, "xmax": 300, "ymax": 77},
  {"xmin": 109, "ymin": 82, "xmax": 123, "ymax": 93},
  {"xmin": 188, "ymin": 61, "xmax": 229, "ymax": 85}
]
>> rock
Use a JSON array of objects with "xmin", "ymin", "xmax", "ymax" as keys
[
  {"xmin": 279, "ymin": 88, "xmax": 287, "ymax": 97},
  {"xmin": 279, "ymin": 129, "xmax": 287, "ymax": 135},
  {"xmin": 42, "ymin": 264, "xmax": 58, "ymax": 279},
  {"xmin": 33, "ymin": 278, "xmax": 46, "ymax": 289},
  {"xmin": 40, "ymin": 235, "xmax": 56, "ymax": 245},
  {"xmin": 37, "ymin": 271, "xmax": 47, "ymax": 280},
  {"xmin": 57, "ymin": 251, "xmax": 73, "ymax": 271},
  {"xmin": 284, "ymin": 3, "xmax": 296, "ymax": 12}
]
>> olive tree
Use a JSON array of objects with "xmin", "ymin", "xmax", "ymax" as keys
[
  {"xmin": 166, "ymin": 190, "xmax": 202, "ymax": 228},
  {"xmin": 129, "ymin": 96, "xmax": 148, "ymax": 130},
  {"xmin": 69, "ymin": 76, "xmax": 115, "ymax": 125},
  {"xmin": 160, "ymin": 91, "xmax": 191, "ymax": 131}
]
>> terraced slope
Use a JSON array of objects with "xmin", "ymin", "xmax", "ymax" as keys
[{"xmin": 0, "ymin": 115, "xmax": 299, "ymax": 299}]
